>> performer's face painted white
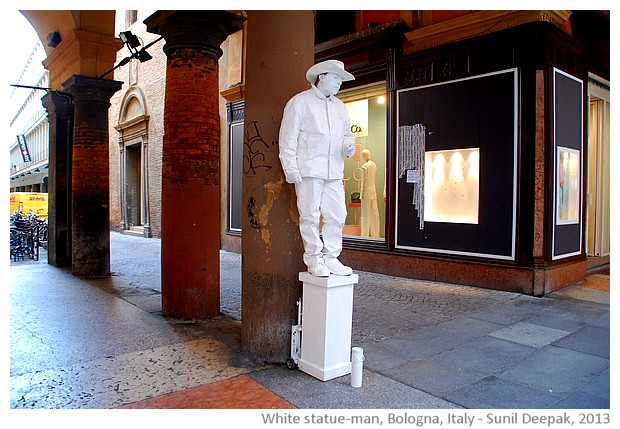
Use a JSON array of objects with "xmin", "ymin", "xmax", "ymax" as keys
[{"xmin": 316, "ymin": 72, "xmax": 343, "ymax": 97}]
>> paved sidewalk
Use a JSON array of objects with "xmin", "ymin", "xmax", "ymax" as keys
[{"xmin": 9, "ymin": 232, "xmax": 610, "ymax": 414}]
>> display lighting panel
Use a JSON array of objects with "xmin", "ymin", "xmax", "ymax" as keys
[{"xmin": 424, "ymin": 148, "xmax": 480, "ymax": 224}]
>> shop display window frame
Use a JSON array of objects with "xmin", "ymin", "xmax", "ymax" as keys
[
  {"xmin": 395, "ymin": 68, "xmax": 518, "ymax": 260},
  {"xmin": 339, "ymin": 82, "xmax": 389, "ymax": 244},
  {"xmin": 555, "ymin": 146, "xmax": 581, "ymax": 225},
  {"xmin": 552, "ymin": 68, "xmax": 584, "ymax": 260},
  {"xmin": 423, "ymin": 147, "xmax": 480, "ymax": 225}
]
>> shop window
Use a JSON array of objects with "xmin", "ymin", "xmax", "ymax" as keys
[
  {"xmin": 340, "ymin": 83, "xmax": 387, "ymax": 241},
  {"xmin": 586, "ymin": 77, "xmax": 610, "ymax": 257},
  {"xmin": 396, "ymin": 69, "xmax": 517, "ymax": 260},
  {"xmin": 556, "ymin": 147, "xmax": 580, "ymax": 224},
  {"xmin": 552, "ymin": 68, "xmax": 583, "ymax": 260},
  {"xmin": 227, "ymin": 101, "xmax": 244, "ymax": 232},
  {"xmin": 424, "ymin": 148, "xmax": 480, "ymax": 224},
  {"xmin": 228, "ymin": 121, "xmax": 244, "ymax": 232}
]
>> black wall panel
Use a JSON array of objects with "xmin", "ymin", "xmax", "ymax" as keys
[{"xmin": 396, "ymin": 70, "xmax": 516, "ymax": 258}]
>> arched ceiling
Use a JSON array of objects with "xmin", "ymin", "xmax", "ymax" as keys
[
  {"xmin": 20, "ymin": 10, "xmax": 122, "ymax": 89},
  {"xmin": 21, "ymin": 10, "xmax": 117, "ymax": 57}
]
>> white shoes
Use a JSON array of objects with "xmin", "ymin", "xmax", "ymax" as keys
[
  {"xmin": 308, "ymin": 261, "xmax": 330, "ymax": 277},
  {"xmin": 324, "ymin": 258, "xmax": 353, "ymax": 276},
  {"xmin": 308, "ymin": 258, "xmax": 353, "ymax": 277}
]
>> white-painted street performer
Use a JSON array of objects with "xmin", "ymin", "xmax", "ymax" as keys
[{"xmin": 279, "ymin": 60, "xmax": 356, "ymax": 277}]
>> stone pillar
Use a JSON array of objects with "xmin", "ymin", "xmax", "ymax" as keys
[
  {"xmin": 241, "ymin": 11, "xmax": 314, "ymax": 361},
  {"xmin": 532, "ymin": 69, "xmax": 547, "ymax": 297},
  {"xmin": 42, "ymin": 91, "xmax": 73, "ymax": 268},
  {"xmin": 62, "ymin": 75, "xmax": 123, "ymax": 276},
  {"xmin": 145, "ymin": 11, "xmax": 245, "ymax": 318}
]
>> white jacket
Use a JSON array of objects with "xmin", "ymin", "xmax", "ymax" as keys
[{"xmin": 279, "ymin": 85, "xmax": 355, "ymax": 181}]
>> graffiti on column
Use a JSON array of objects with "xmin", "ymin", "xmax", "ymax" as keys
[
  {"xmin": 247, "ymin": 196, "xmax": 262, "ymax": 229},
  {"xmin": 243, "ymin": 120, "xmax": 275, "ymax": 177}
]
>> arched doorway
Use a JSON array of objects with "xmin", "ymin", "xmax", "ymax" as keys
[{"xmin": 115, "ymin": 87, "xmax": 151, "ymax": 237}]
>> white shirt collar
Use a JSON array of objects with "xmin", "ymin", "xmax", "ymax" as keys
[{"xmin": 311, "ymin": 84, "xmax": 331, "ymax": 100}]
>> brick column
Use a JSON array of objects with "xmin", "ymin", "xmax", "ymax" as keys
[
  {"xmin": 145, "ymin": 11, "xmax": 245, "ymax": 318},
  {"xmin": 42, "ymin": 91, "xmax": 73, "ymax": 268},
  {"xmin": 62, "ymin": 75, "xmax": 123, "ymax": 276},
  {"xmin": 241, "ymin": 11, "xmax": 314, "ymax": 361}
]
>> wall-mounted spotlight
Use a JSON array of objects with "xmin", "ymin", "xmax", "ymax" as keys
[
  {"xmin": 47, "ymin": 31, "xmax": 61, "ymax": 48},
  {"xmin": 119, "ymin": 31, "xmax": 151, "ymax": 63},
  {"xmin": 98, "ymin": 31, "xmax": 162, "ymax": 79},
  {"xmin": 136, "ymin": 50, "xmax": 152, "ymax": 62},
  {"xmin": 119, "ymin": 31, "xmax": 141, "ymax": 49}
]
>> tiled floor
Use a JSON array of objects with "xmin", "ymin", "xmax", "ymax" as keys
[{"xmin": 116, "ymin": 375, "xmax": 296, "ymax": 409}]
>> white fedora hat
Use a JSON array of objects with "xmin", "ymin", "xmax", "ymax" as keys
[{"xmin": 306, "ymin": 60, "xmax": 355, "ymax": 83}]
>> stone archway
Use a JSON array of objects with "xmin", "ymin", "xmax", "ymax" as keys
[{"xmin": 115, "ymin": 87, "xmax": 152, "ymax": 237}]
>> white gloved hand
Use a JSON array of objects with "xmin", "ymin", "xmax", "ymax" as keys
[
  {"xmin": 345, "ymin": 143, "xmax": 355, "ymax": 158},
  {"xmin": 286, "ymin": 172, "xmax": 302, "ymax": 184}
]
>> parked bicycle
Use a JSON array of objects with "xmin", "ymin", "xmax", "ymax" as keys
[{"xmin": 10, "ymin": 209, "xmax": 47, "ymax": 262}]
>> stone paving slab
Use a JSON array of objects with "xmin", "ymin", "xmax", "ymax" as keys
[
  {"xmin": 488, "ymin": 322, "xmax": 571, "ymax": 348},
  {"xmin": 499, "ymin": 346, "xmax": 610, "ymax": 395},
  {"xmin": 552, "ymin": 325, "xmax": 610, "ymax": 359},
  {"xmin": 445, "ymin": 375, "xmax": 562, "ymax": 409},
  {"xmin": 249, "ymin": 365, "xmax": 461, "ymax": 409},
  {"xmin": 431, "ymin": 336, "xmax": 537, "ymax": 375}
]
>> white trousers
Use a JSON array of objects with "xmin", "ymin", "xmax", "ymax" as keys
[{"xmin": 294, "ymin": 177, "xmax": 347, "ymax": 267}]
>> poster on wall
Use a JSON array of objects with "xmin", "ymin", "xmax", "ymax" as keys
[{"xmin": 556, "ymin": 146, "xmax": 580, "ymax": 225}]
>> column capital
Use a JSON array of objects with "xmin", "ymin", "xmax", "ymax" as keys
[
  {"xmin": 145, "ymin": 10, "xmax": 246, "ymax": 60},
  {"xmin": 62, "ymin": 75, "xmax": 123, "ymax": 104},
  {"xmin": 42, "ymin": 91, "xmax": 74, "ymax": 119}
]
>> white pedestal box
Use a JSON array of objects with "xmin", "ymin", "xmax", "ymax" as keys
[{"xmin": 298, "ymin": 271, "xmax": 359, "ymax": 381}]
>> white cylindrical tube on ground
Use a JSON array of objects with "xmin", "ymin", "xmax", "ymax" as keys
[{"xmin": 351, "ymin": 347, "xmax": 364, "ymax": 388}]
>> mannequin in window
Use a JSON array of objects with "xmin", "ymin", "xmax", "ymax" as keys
[
  {"xmin": 279, "ymin": 60, "xmax": 356, "ymax": 277},
  {"xmin": 360, "ymin": 149, "xmax": 380, "ymax": 237}
]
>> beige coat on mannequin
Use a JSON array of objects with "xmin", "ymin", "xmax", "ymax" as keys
[{"xmin": 361, "ymin": 149, "xmax": 380, "ymax": 237}]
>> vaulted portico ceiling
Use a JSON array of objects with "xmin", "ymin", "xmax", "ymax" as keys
[{"xmin": 20, "ymin": 10, "xmax": 121, "ymax": 90}]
